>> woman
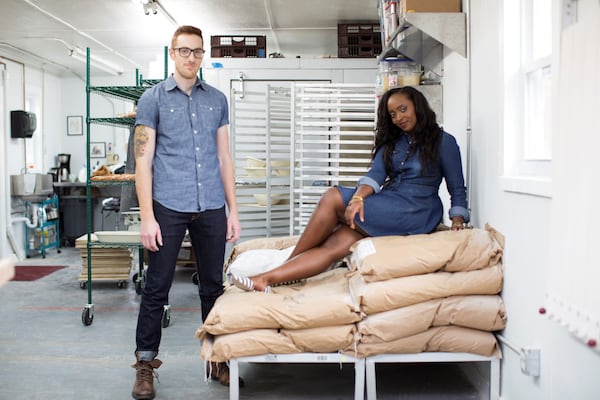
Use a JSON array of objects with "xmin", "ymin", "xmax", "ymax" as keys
[{"xmin": 229, "ymin": 86, "xmax": 470, "ymax": 293}]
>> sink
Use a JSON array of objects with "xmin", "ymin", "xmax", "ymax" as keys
[
  {"xmin": 11, "ymin": 174, "xmax": 54, "ymax": 201},
  {"xmin": 18, "ymin": 194, "xmax": 53, "ymax": 203}
]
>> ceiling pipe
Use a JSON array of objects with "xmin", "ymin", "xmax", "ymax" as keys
[
  {"xmin": 42, "ymin": 38, "xmax": 123, "ymax": 76},
  {"xmin": 263, "ymin": 0, "xmax": 281, "ymax": 54},
  {"xmin": 0, "ymin": 42, "xmax": 87, "ymax": 82},
  {"xmin": 69, "ymin": 52, "xmax": 122, "ymax": 76},
  {"xmin": 0, "ymin": 42, "xmax": 72, "ymax": 73},
  {"xmin": 22, "ymin": 0, "xmax": 141, "ymax": 68}
]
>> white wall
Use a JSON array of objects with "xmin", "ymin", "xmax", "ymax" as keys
[
  {"xmin": 61, "ymin": 72, "xmax": 137, "ymax": 178},
  {"xmin": 0, "ymin": 56, "xmax": 136, "ymax": 259},
  {"xmin": 470, "ymin": 1, "xmax": 600, "ymax": 399},
  {"xmin": 202, "ymin": 57, "xmax": 379, "ymax": 102},
  {"xmin": 1, "ymin": 57, "xmax": 64, "ymax": 260}
]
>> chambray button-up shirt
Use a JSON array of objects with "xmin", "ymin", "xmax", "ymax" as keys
[{"xmin": 135, "ymin": 75, "xmax": 229, "ymax": 212}]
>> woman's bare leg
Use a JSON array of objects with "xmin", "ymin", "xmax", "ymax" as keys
[
  {"xmin": 287, "ymin": 187, "xmax": 347, "ymax": 259},
  {"xmin": 250, "ymin": 225, "xmax": 364, "ymax": 291}
]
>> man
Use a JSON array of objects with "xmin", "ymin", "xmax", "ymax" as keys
[{"xmin": 131, "ymin": 25, "xmax": 240, "ymax": 400}]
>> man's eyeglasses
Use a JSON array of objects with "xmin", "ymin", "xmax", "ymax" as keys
[{"xmin": 173, "ymin": 47, "xmax": 206, "ymax": 58}]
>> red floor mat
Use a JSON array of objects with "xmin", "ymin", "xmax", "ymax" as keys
[{"xmin": 11, "ymin": 266, "xmax": 66, "ymax": 281}]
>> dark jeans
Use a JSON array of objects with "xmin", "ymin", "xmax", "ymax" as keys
[{"xmin": 135, "ymin": 201, "xmax": 226, "ymax": 357}]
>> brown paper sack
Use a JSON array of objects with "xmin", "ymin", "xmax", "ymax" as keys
[
  {"xmin": 347, "ymin": 326, "xmax": 502, "ymax": 358},
  {"xmin": 202, "ymin": 268, "xmax": 362, "ymax": 335},
  {"xmin": 347, "ymin": 225, "xmax": 504, "ymax": 282},
  {"xmin": 357, "ymin": 295, "xmax": 507, "ymax": 343},
  {"xmin": 349, "ymin": 263, "xmax": 504, "ymax": 315},
  {"xmin": 199, "ymin": 325, "xmax": 357, "ymax": 362}
]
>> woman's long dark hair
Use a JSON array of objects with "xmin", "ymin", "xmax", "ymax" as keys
[{"xmin": 373, "ymin": 86, "xmax": 442, "ymax": 175}]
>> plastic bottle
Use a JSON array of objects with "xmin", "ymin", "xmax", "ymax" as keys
[{"xmin": 78, "ymin": 164, "xmax": 87, "ymax": 183}]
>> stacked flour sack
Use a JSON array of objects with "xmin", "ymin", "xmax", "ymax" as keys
[
  {"xmin": 196, "ymin": 236, "xmax": 363, "ymax": 362},
  {"xmin": 196, "ymin": 225, "xmax": 506, "ymax": 362},
  {"xmin": 344, "ymin": 224, "xmax": 506, "ymax": 358}
]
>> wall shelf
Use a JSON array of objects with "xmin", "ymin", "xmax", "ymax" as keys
[{"xmin": 379, "ymin": 12, "xmax": 466, "ymax": 75}]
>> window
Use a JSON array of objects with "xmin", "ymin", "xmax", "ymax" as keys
[
  {"xmin": 502, "ymin": 0, "xmax": 554, "ymax": 196},
  {"xmin": 523, "ymin": 0, "xmax": 552, "ymax": 160}
]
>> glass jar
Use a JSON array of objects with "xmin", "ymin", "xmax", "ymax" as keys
[
  {"xmin": 380, "ymin": 58, "xmax": 422, "ymax": 90},
  {"xmin": 396, "ymin": 60, "xmax": 422, "ymax": 86}
]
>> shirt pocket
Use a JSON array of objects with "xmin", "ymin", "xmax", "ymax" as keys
[
  {"xmin": 158, "ymin": 105, "xmax": 187, "ymax": 132},
  {"xmin": 197, "ymin": 104, "xmax": 224, "ymax": 131}
]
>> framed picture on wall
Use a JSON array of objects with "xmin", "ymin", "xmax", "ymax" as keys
[
  {"xmin": 67, "ymin": 115, "xmax": 83, "ymax": 136},
  {"xmin": 90, "ymin": 142, "xmax": 106, "ymax": 158}
]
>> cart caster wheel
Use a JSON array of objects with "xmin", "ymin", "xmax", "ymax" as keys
[
  {"xmin": 192, "ymin": 272, "xmax": 199, "ymax": 285},
  {"xmin": 133, "ymin": 272, "xmax": 145, "ymax": 295},
  {"xmin": 162, "ymin": 312, "xmax": 170, "ymax": 328},
  {"xmin": 42, "ymin": 254, "xmax": 46, "ymax": 259},
  {"xmin": 57, "ymin": 249, "xmax": 61, "ymax": 254},
  {"xmin": 135, "ymin": 279, "xmax": 143, "ymax": 295},
  {"xmin": 117, "ymin": 280, "xmax": 126, "ymax": 289},
  {"xmin": 162, "ymin": 306, "xmax": 171, "ymax": 328},
  {"xmin": 80, "ymin": 281, "xmax": 87, "ymax": 289},
  {"xmin": 82, "ymin": 308, "xmax": 94, "ymax": 326}
]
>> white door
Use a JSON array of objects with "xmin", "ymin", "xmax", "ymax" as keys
[{"xmin": 230, "ymin": 79, "xmax": 328, "ymax": 241}]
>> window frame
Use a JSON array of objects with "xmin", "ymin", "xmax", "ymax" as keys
[{"xmin": 501, "ymin": 0, "xmax": 556, "ymax": 197}]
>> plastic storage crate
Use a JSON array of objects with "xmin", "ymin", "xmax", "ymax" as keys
[
  {"xmin": 211, "ymin": 35, "xmax": 266, "ymax": 58},
  {"xmin": 338, "ymin": 23, "xmax": 382, "ymax": 58}
]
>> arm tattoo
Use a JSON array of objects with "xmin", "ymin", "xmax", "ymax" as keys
[{"xmin": 134, "ymin": 125, "xmax": 149, "ymax": 158}]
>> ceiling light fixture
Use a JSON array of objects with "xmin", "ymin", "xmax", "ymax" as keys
[
  {"xmin": 143, "ymin": 1, "xmax": 158, "ymax": 15},
  {"xmin": 141, "ymin": 0, "xmax": 178, "ymax": 27},
  {"xmin": 69, "ymin": 49, "xmax": 123, "ymax": 76}
]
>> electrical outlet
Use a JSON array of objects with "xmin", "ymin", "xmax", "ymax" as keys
[{"xmin": 520, "ymin": 348, "xmax": 540, "ymax": 377}]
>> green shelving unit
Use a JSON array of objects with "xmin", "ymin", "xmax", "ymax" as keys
[{"xmin": 81, "ymin": 46, "xmax": 168, "ymax": 326}]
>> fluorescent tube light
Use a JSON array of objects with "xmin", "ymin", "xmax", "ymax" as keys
[{"xmin": 154, "ymin": 1, "xmax": 178, "ymax": 26}]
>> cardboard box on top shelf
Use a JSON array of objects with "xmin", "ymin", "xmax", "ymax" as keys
[{"xmin": 400, "ymin": 0, "xmax": 462, "ymax": 17}]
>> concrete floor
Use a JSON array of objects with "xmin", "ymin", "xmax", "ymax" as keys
[{"xmin": 0, "ymin": 246, "xmax": 486, "ymax": 400}]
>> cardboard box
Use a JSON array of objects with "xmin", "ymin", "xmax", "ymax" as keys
[{"xmin": 402, "ymin": 0, "xmax": 462, "ymax": 13}]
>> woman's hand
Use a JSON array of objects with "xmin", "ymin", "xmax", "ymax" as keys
[
  {"xmin": 451, "ymin": 217, "xmax": 466, "ymax": 231},
  {"xmin": 345, "ymin": 195, "xmax": 365, "ymax": 230}
]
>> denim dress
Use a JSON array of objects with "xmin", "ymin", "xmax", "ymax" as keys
[{"xmin": 337, "ymin": 131, "xmax": 469, "ymax": 236}]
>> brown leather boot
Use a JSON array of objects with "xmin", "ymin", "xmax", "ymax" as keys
[
  {"xmin": 132, "ymin": 358, "xmax": 162, "ymax": 400},
  {"xmin": 207, "ymin": 361, "xmax": 244, "ymax": 387}
]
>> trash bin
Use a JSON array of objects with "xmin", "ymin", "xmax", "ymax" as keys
[{"xmin": 60, "ymin": 196, "xmax": 89, "ymax": 246}]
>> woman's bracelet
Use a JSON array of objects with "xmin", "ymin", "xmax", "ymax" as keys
[{"xmin": 350, "ymin": 195, "xmax": 364, "ymax": 204}]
